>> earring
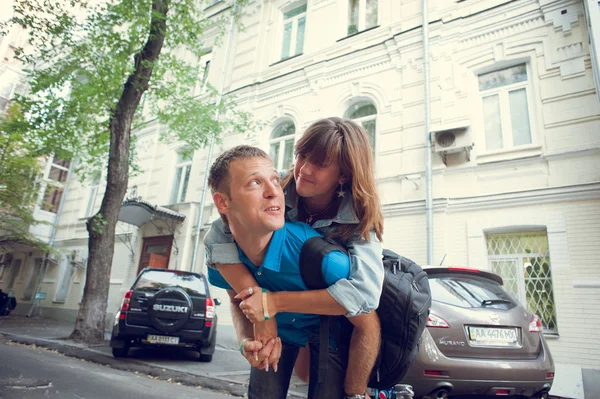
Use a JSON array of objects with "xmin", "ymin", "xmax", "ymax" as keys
[{"xmin": 337, "ymin": 183, "xmax": 345, "ymax": 198}]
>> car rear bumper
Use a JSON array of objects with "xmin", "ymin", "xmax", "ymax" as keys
[
  {"xmin": 403, "ymin": 330, "xmax": 554, "ymax": 397},
  {"xmin": 110, "ymin": 312, "xmax": 217, "ymax": 353}
]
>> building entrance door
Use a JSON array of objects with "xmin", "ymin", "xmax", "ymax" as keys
[{"xmin": 138, "ymin": 235, "xmax": 173, "ymax": 273}]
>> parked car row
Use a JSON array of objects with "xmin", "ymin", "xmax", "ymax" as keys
[{"xmin": 110, "ymin": 266, "xmax": 554, "ymax": 399}]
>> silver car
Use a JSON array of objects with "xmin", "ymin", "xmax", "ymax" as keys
[{"xmin": 402, "ymin": 267, "xmax": 554, "ymax": 399}]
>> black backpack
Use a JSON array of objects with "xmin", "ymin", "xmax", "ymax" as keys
[{"xmin": 299, "ymin": 236, "xmax": 432, "ymax": 389}]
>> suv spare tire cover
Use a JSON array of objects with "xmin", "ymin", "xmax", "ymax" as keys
[{"xmin": 147, "ymin": 287, "xmax": 193, "ymax": 333}]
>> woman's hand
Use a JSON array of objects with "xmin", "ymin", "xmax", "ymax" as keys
[
  {"xmin": 254, "ymin": 319, "xmax": 281, "ymax": 372},
  {"xmin": 241, "ymin": 338, "xmax": 277, "ymax": 370},
  {"xmin": 236, "ymin": 286, "xmax": 276, "ymax": 323}
]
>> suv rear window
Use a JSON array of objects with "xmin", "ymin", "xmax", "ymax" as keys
[
  {"xmin": 430, "ymin": 274, "xmax": 517, "ymax": 310},
  {"xmin": 133, "ymin": 270, "xmax": 207, "ymax": 297}
]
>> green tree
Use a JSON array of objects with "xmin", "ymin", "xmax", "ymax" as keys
[
  {"xmin": 2, "ymin": 0, "xmax": 253, "ymax": 343},
  {"xmin": 0, "ymin": 105, "xmax": 50, "ymax": 253}
]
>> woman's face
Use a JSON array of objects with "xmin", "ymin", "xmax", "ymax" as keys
[{"xmin": 294, "ymin": 153, "xmax": 343, "ymax": 201}]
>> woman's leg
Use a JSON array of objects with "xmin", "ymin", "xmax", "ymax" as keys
[{"xmin": 248, "ymin": 341, "xmax": 299, "ymax": 399}]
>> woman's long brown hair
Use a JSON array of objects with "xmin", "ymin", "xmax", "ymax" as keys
[{"xmin": 282, "ymin": 117, "xmax": 383, "ymax": 242}]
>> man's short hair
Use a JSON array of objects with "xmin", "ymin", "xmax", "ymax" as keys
[{"xmin": 208, "ymin": 145, "xmax": 271, "ymax": 197}]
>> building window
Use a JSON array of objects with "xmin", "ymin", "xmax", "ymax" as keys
[
  {"xmin": 84, "ymin": 171, "xmax": 101, "ymax": 218},
  {"xmin": 269, "ymin": 121, "xmax": 295, "ymax": 171},
  {"xmin": 281, "ymin": 4, "xmax": 306, "ymax": 60},
  {"xmin": 486, "ymin": 230, "xmax": 558, "ymax": 334},
  {"xmin": 170, "ymin": 150, "xmax": 193, "ymax": 204},
  {"xmin": 195, "ymin": 51, "xmax": 212, "ymax": 95},
  {"xmin": 41, "ymin": 156, "xmax": 71, "ymax": 213},
  {"xmin": 345, "ymin": 101, "xmax": 377, "ymax": 154},
  {"xmin": 479, "ymin": 64, "xmax": 533, "ymax": 151},
  {"xmin": 348, "ymin": 0, "xmax": 378, "ymax": 35}
]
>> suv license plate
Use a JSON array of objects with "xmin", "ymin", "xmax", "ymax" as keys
[
  {"xmin": 468, "ymin": 327, "xmax": 518, "ymax": 346},
  {"xmin": 147, "ymin": 335, "xmax": 179, "ymax": 345}
]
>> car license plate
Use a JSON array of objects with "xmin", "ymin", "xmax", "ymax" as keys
[
  {"xmin": 147, "ymin": 335, "xmax": 179, "ymax": 345},
  {"xmin": 468, "ymin": 327, "xmax": 518, "ymax": 346}
]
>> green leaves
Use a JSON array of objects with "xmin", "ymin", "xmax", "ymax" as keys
[
  {"xmin": 2, "ymin": 0, "xmax": 257, "ymax": 179},
  {"xmin": 0, "ymin": 105, "xmax": 50, "ymax": 251}
]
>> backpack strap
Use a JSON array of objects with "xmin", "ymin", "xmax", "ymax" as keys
[{"xmin": 299, "ymin": 236, "xmax": 348, "ymax": 385}]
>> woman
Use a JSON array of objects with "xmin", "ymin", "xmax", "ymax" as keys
[{"xmin": 204, "ymin": 117, "xmax": 384, "ymax": 398}]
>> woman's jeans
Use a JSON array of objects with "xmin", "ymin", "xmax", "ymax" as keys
[{"xmin": 248, "ymin": 331, "xmax": 349, "ymax": 399}]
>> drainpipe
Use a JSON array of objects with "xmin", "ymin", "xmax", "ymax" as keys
[
  {"xmin": 188, "ymin": 0, "xmax": 238, "ymax": 272},
  {"xmin": 423, "ymin": 0, "xmax": 433, "ymax": 265},
  {"xmin": 27, "ymin": 158, "xmax": 75, "ymax": 317}
]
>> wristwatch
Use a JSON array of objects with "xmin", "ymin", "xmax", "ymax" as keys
[{"xmin": 344, "ymin": 395, "xmax": 366, "ymax": 399}]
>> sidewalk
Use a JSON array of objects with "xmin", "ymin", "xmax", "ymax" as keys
[
  {"xmin": 0, "ymin": 314, "xmax": 309, "ymax": 398},
  {"xmin": 0, "ymin": 314, "xmax": 582, "ymax": 399}
]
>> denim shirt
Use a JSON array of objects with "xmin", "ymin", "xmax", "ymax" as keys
[{"xmin": 204, "ymin": 185, "xmax": 384, "ymax": 317}]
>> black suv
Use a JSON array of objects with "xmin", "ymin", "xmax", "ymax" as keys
[{"xmin": 110, "ymin": 268, "xmax": 220, "ymax": 362}]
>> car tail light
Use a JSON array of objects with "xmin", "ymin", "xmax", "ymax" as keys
[
  {"xmin": 424, "ymin": 370, "xmax": 443, "ymax": 376},
  {"xmin": 529, "ymin": 314, "xmax": 543, "ymax": 332},
  {"xmin": 495, "ymin": 389, "xmax": 510, "ymax": 395},
  {"xmin": 427, "ymin": 314, "xmax": 450, "ymax": 328},
  {"xmin": 546, "ymin": 372, "xmax": 555, "ymax": 379},
  {"xmin": 205, "ymin": 298, "xmax": 215, "ymax": 327},
  {"xmin": 119, "ymin": 290, "xmax": 133, "ymax": 320}
]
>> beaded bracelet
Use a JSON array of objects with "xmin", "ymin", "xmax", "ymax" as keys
[{"xmin": 239, "ymin": 338, "xmax": 248, "ymax": 356}]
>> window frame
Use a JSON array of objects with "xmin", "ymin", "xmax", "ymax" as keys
[
  {"xmin": 279, "ymin": 3, "xmax": 307, "ymax": 61},
  {"xmin": 347, "ymin": 0, "xmax": 379, "ymax": 36},
  {"xmin": 269, "ymin": 120, "xmax": 296, "ymax": 172},
  {"xmin": 170, "ymin": 150, "xmax": 193, "ymax": 205},
  {"xmin": 40, "ymin": 155, "xmax": 71, "ymax": 214},
  {"xmin": 478, "ymin": 63, "xmax": 535, "ymax": 152},
  {"xmin": 345, "ymin": 100, "xmax": 378, "ymax": 158},
  {"xmin": 196, "ymin": 51, "xmax": 212, "ymax": 95},
  {"xmin": 486, "ymin": 230, "xmax": 559, "ymax": 335}
]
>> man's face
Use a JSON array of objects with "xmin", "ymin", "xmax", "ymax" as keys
[{"xmin": 220, "ymin": 157, "xmax": 285, "ymax": 235}]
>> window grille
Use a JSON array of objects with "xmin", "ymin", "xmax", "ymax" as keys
[{"xmin": 486, "ymin": 230, "xmax": 558, "ymax": 333}]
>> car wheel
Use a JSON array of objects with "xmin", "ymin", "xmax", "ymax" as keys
[
  {"xmin": 112, "ymin": 346, "xmax": 129, "ymax": 358},
  {"xmin": 198, "ymin": 353, "xmax": 213, "ymax": 362}
]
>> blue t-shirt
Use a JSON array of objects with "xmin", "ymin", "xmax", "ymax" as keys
[{"xmin": 207, "ymin": 221, "xmax": 351, "ymax": 347}]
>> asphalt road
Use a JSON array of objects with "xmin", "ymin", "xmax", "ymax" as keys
[{"xmin": 0, "ymin": 340, "xmax": 236, "ymax": 399}]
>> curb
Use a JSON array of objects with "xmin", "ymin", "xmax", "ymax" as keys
[{"xmin": 0, "ymin": 333, "xmax": 247, "ymax": 397}]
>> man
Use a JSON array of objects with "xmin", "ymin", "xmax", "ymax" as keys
[{"xmin": 206, "ymin": 145, "xmax": 355, "ymax": 398}]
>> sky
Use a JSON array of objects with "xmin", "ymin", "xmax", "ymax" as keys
[{"xmin": 0, "ymin": 0, "xmax": 13, "ymax": 24}]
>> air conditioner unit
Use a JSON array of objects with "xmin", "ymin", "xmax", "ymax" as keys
[{"xmin": 433, "ymin": 126, "xmax": 473, "ymax": 154}]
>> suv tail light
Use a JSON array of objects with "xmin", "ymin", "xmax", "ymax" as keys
[
  {"xmin": 205, "ymin": 298, "xmax": 215, "ymax": 327},
  {"xmin": 119, "ymin": 290, "xmax": 133, "ymax": 320},
  {"xmin": 529, "ymin": 314, "xmax": 543, "ymax": 332},
  {"xmin": 427, "ymin": 314, "xmax": 450, "ymax": 328}
]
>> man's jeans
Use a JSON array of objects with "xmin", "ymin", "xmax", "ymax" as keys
[{"xmin": 248, "ymin": 332, "xmax": 349, "ymax": 399}]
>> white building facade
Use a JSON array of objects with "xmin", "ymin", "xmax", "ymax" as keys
[{"xmin": 1, "ymin": 0, "xmax": 599, "ymax": 395}]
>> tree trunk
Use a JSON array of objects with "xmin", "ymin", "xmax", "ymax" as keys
[{"xmin": 69, "ymin": 0, "xmax": 169, "ymax": 343}]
